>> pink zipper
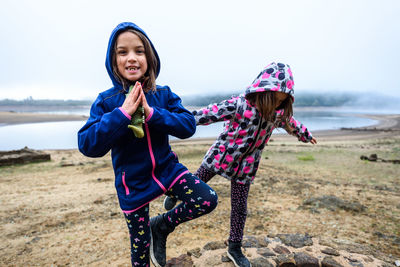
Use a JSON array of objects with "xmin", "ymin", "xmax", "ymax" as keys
[
  {"xmin": 145, "ymin": 124, "xmax": 167, "ymax": 192},
  {"xmin": 122, "ymin": 171, "xmax": 130, "ymax": 195}
]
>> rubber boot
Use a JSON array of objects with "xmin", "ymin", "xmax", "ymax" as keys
[
  {"xmin": 150, "ymin": 214, "xmax": 175, "ymax": 267},
  {"xmin": 227, "ymin": 241, "xmax": 251, "ymax": 267},
  {"xmin": 163, "ymin": 195, "xmax": 178, "ymax": 211}
]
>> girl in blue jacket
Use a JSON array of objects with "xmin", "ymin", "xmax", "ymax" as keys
[{"xmin": 78, "ymin": 22, "xmax": 218, "ymax": 267}]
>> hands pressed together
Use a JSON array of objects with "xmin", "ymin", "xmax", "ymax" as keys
[{"xmin": 121, "ymin": 81, "xmax": 151, "ymax": 119}]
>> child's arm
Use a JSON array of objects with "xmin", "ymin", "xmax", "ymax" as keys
[
  {"xmin": 276, "ymin": 111, "xmax": 314, "ymax": 143},
  {"xmin": 193, "ymin": 95, "xmax": 239, "ymax": 126},
  {"xmin": 144, "ymin": 87, "xmax": 196, "ymax": 139},
  {"xmin": 78, "ymin": 94, "xmax": 131, "ymax": 157},
  {"xmin": 287, "ymin": 116, "xmax": 315, "ymax": 143}
]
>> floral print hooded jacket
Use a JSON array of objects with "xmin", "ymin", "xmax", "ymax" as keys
[{"xmin": 192, "ymin": 62, "xmax": 313, "ymax": 185}]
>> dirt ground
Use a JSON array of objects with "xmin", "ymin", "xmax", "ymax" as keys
[{"xmin": 0, "ymin": 115, "xmax": 399, "ymax": 266}]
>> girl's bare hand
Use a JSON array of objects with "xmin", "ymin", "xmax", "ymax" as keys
[
  {"xmin": 121, "ymin": 81, "xmax": 142, "ymax": 116},
  {"xmin": 310, "ymin": 137, "xmax": 317, "ymax": 144}
]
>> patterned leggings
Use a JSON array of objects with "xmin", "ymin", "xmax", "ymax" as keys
[
  {"xmin": 123, "ymin": 172, "xmax": 218, "ymax": 266},
  {"xmin": 194, "ymin": 165, "xmax": 250, "ymax": 243}
]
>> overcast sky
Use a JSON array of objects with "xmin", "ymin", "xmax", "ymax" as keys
[{"xmin": 0, "ymin": 0, "xmax": 399, "ymax": 100}]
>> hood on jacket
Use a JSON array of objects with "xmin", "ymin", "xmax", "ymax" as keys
[
  {"xmin": 245, "ymin": 62, "xmax": 294, "ymax": 100},
  {"xmin": 105, "ymin": 22, "xmax": 161, "ymax": 90}
]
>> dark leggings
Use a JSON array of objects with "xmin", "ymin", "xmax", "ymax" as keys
[
  {"xmin": 194, "ymin": 165, "xmax": 250, "ymax": 243},
  {"xmin": 124, "ymin": 172, "xmax": 218, "ymax": 266}
]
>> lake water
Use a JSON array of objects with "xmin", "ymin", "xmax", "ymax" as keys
[{"xmin": 0, "ymin": 107, "xmax": 389, "ymax": 150}]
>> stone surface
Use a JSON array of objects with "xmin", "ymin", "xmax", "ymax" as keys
[
  {"xmin": 168, "ymin": 234, "xmax": 393, "ymax": 267},
  {"xmin": 322, "ymin": 256, "xmax": 344, "ymax": 267},
  {"xmin": 294, "ymin": 252, "xmax": 319, "ymax": 267},
  {"xmin": 0, "ymin": 147, "xmax": 50, "ymax": 166},
  {"xmin": 257, "ymin": 247, "xmax": 276, "ymax": 257},
  {"xmin": 242, "ymin": 235, "xmax": 261, "ymax": 248},
  {"xmin": 273, "ymin": 245, "xmax": 292, "ymax": 254},
  {"xmin": 277, "ymin": 233, "xmax": 313, "ymax": 248},
  {"xmin": 275, "ymin": 253, "xmax": 296, "ymax": 266},
  {"xmin": 202, "ymin": 240, "xmax": 226, "ymax": 250},
  {"xmin": 321, "ymin": 247, "xmax": 341, "ymax": 256},
  {"xmin": 302, "ymin": 195, "xmax": 366, "ymax": 212},
  {"xmin": 251, "ymin": 257, "xmax": 274, "ymax": 267},
  {"xmin": 165, "ymin": 254, "xmax": 193, "ymax": 267},
  {"xmin": 186, "ymin": 247, "xmax": 201, "ymax": 258}
]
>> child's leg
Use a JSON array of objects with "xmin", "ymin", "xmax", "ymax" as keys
[
  {"xmin": 194, "ymin": 164, "xmax": 216, "ymax": 183},
  {"xmin": 123, "ymin": 205, "xmax": 150, "ymax": 266},
  {"xmin": 150, "ymin": 173, "xmax": 218, "ymax": 266},
  {"xmin": 165, "ymin": 172, "xmax": 218, "ymax": 226},
  {"xmin": 229, "ymin": 180, "xmax": 250, "ymax": 242}
]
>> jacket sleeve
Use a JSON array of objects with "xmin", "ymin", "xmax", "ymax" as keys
[
  {"xmin": 287, "ymin": 116, "xmax": 313, "ymax": 142},
  {"xmin": 145, "ymin": 88, "xmax": 196, "ymax": 139},
  {"xmin": 77, "ymin": 94, "xmax": 131, "ymax": 157},
  {"xmin": 274, "ymin": 110, "xmax": 312, "ymax": 142},
  {"xmin": 193, "ymin": 96, "xmax": 239, "ymax": 125}
]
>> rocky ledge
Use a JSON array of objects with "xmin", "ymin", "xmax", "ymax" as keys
[{"xmin": 165, "ymin": 233, "xmax": 398, "ymax": 267}]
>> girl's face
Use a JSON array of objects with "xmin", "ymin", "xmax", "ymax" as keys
[
  {"xmin": 274, "ymin": 91, "xmax": 288, "ymax": 109},
  {"xmin": 115, "ymin": 31, "xmax": 148, "ymax": 82}
]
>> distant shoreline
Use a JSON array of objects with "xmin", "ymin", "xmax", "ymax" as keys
[{"xmin": 0, "ymin": 111, "xmax": 88, "ymax": 126}]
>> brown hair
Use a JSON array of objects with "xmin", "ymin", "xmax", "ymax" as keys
[
  {"xmin": 111, "ymin": 29, "xmax": 158, "ymax": 92},
  {"xmin": 246, "ymin": 91, "xmax": 294, "ymax": 132}
]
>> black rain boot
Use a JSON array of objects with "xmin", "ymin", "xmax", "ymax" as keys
[
  {"xmin": 227, "ymin": 241, "xmax": 251, "ymax": 267},
  {"xmin": 150, "ymin": 214, "xmax": 175, "ymax": 267},
  {"xmin": 163, "ymin": 195, "xmax": 178, "ymax": 211}
]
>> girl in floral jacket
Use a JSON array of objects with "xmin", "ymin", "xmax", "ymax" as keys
[{"xmin": 165, "ymin": 62, "xmax": 317, "ymax": 267}]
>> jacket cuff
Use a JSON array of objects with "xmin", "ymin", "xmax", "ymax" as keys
[
  {"xmin": 145, "ymin": 107, "xmax": 154, "ymax": 122},
  {"xmin": 119, "ymin": 107, "xmax": 132, "ymax": 120}
]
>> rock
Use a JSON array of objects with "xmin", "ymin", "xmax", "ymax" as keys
[
  {"xmin": 257, "ymin": 235, "xmax": 272, "ymax": 247},
  {"xmin": 257, "ymin": 247, "xmax": 276, "ymax": 257},
  {"xmin": 0, "ymin": 147, "xmax": 50, "ymax": 166},
  {"xmin": 203, "ymin": 253, "xmax": 222, "ymax": 266},
  {"xmin": 274, "ymin": 253, "xmax": 296, "ymax": 267},
  {"xmin": 251, "ymin": 257, "xmax": 274, "ymax": 267},
  {"xmin": 302, "ymin": 195, "xmax": 366, "ymax": 212},
  {"xmin": 242, "ymin": 235, "xmax": 260, "ymax": 248},
  {"xmin": 202, "ymin": 240, "xmax": 225, "ymax": 250},
  {"xmin": 165, "ymin": 254, "xmax": 193, "ymax": 267},
  {"xmin": 277, "ymin": 233, "xmax": 313, "ymax": 248},
  {"xmin": 174, "ymin": 234, "xmax": 393, "ymax": 267},
  {"xmin": 321, "ymin": 256, "xmax": 344, "ymax": 267},
  {"xmin": 321, "ymin": 247, "xmax": 340, "ymax": 256},
  {"xmin": 395, "ymin": 260, "xmax": 400, "ymax": 267},
  {"xmin": 273, "ymin": 245, "xmax": 291, "ymax": 254},
  {"xmin": 187, "ymin": 247, "xmax": 201, "ymax": 258},
  {"xmin": 221, "ymin": 254, "xmax": 230, "ymax": 262},
  {"xmin": 294, "ymin": 252, "xmax": 319, "ymax": 267}
]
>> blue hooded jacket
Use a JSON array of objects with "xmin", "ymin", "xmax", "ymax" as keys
[{"xmin": 77, "ymin": 22, "xmax": 196, "ymax": 213}]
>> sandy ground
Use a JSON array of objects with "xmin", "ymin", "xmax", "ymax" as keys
[{"xmin": 0, "ymin": 112, "xmax": 399, "ymax": 266}]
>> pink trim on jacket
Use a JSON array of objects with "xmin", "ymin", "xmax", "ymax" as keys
[
  {"xmin": 145, "ymin": 123, "xmax": 167, "ymax": 192},
  {"xmin": 168, "ymin": 170, "xmax": 189, "ymax": 190},
  {"xmin": 122, "ymin": 170, "xmax": 189, "ymax": 214},
  {"xmin": 119, "ymin": 107, "xmax": 132, "ymax": 120},
  {"xmin": 145, "ymin": 108, "xmax": 154, "ymax": 122}
]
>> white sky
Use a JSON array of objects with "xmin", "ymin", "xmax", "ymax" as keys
[{"xmin": 0, "ymin": 0, "xmax": 399, "ymax": 100}]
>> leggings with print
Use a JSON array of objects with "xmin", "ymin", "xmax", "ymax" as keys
[
  {"xmin": 123, "ymin": 172, "xmax": 218, "ymax": 266},
  {"xmin": 195, "ymin": 165, "xmax": 250, "ymax": 243}
]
